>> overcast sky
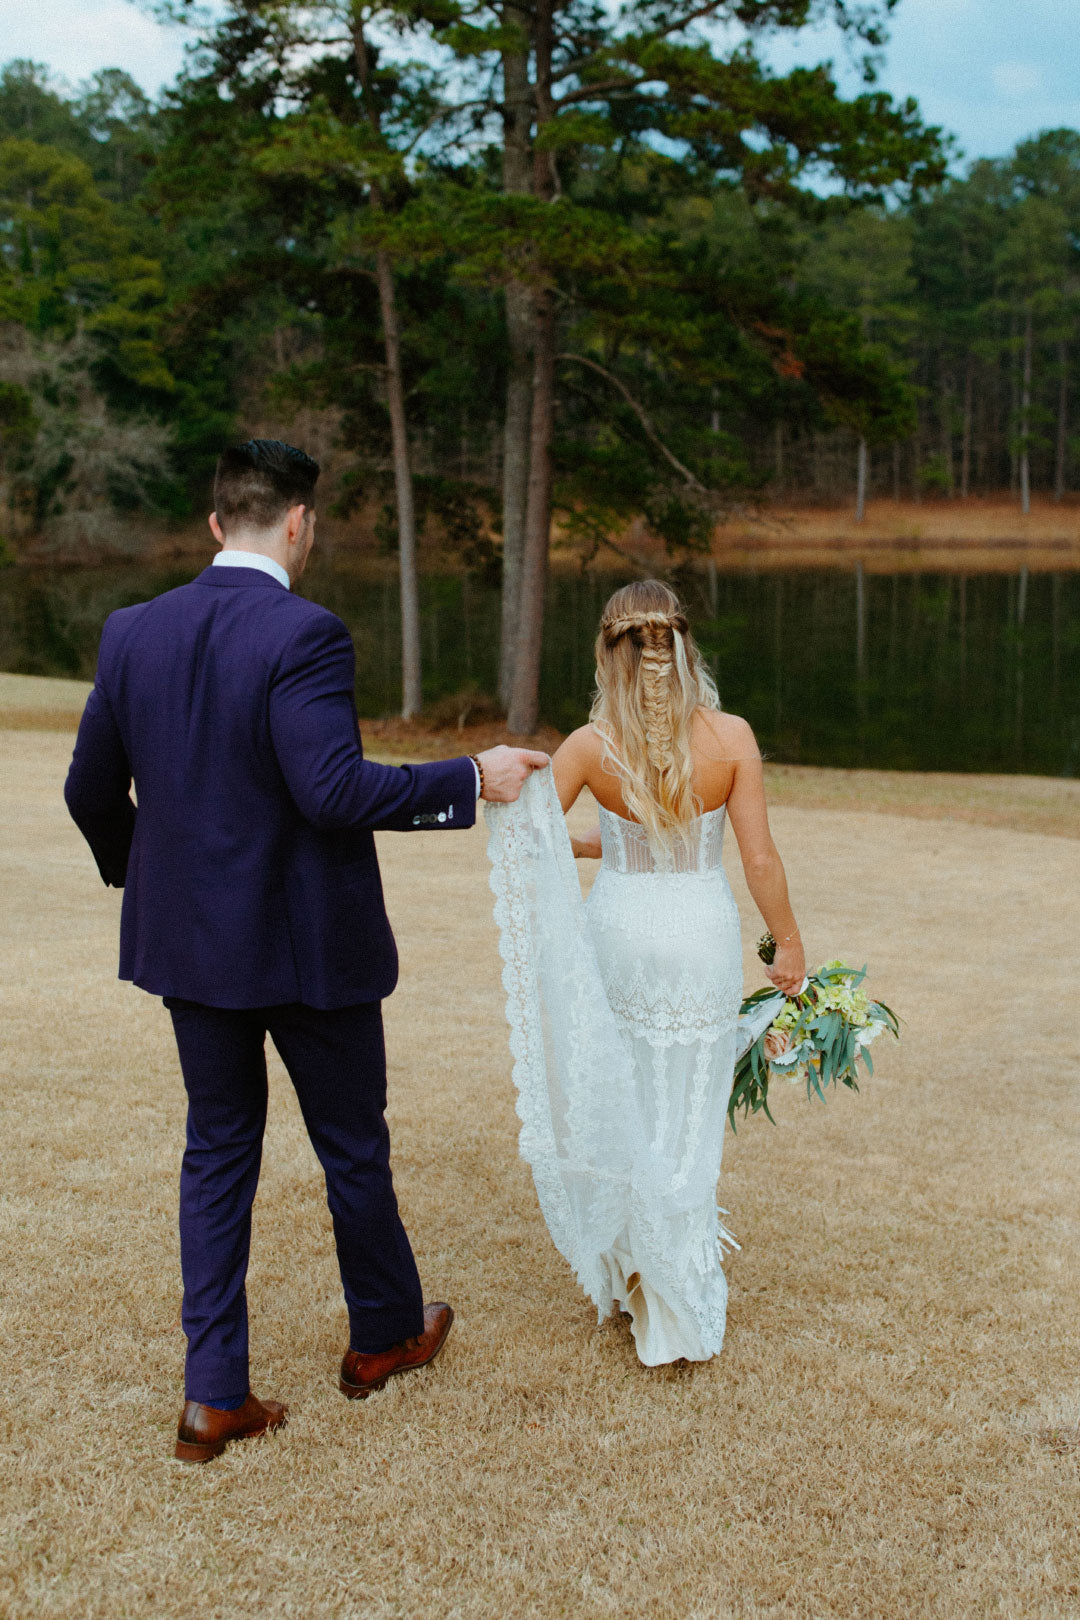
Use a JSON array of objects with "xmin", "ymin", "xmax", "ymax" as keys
[{"xmin": 2, "ymin": 0, "xmax": 1078, "ymax": 165}]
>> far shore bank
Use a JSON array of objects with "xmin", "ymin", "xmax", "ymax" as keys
[
  {"xmin": 705, "ymin": 495, "xmax": 1080, "ymax": 572},
  {"xmin": 8, "ymin": 495, "xmax": 1080, "ymax": 576}
]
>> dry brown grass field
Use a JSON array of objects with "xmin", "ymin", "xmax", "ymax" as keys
[{"xmin": 1, "ymin": 718, "xmax": 1078, "ymax": 1619}]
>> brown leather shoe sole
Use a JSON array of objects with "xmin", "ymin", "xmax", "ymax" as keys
[
  {"xmin": 175, "ymin": 1434, "xmax": 236, "ymax": 1464},
  {"xmin": 339, "ymin": 1306, "xmax": 454, "ymax": 1400},
  {"xmin": 174, "ymin": 1405, "xmax": 287, "ymax": 1464}
]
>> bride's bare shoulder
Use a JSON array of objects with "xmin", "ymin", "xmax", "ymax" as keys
[
  {"xmin": 551, "ymin": 724, "xmax": 609, "ymax": 808},
  {"xmin": 696, "ymin": 707, "xmax": 759, "ymax": 759},
  {"xmin": 557, "ymin": 723, "xmax": 605, "ymax": 759}
]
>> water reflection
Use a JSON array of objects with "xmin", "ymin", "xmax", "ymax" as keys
[{"xmin": 1, "ymin": 560, "xmax": 1077, "ymax": 775}]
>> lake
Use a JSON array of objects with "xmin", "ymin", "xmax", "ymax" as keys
[{"xmin": 2, "ymin": 560, "xmax": 1077, "ymax": 776}]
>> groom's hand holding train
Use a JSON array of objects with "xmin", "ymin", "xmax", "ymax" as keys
[{"xmin": 475, "ymin": 745, "xmax": 551, "ymax": 803}]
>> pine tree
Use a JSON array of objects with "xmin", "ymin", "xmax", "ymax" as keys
[{"xmin": 434, "ymin": 0, "xmax": 945, "ymax": 727}]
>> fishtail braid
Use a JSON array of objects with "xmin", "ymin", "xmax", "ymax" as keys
[
  {"xmin": 591, "ymin": 586, "xmax": 716, "ymax": 854},
  {"xmin": 637, "ymin": 618, "xmax": 677, "ymax": 787}
]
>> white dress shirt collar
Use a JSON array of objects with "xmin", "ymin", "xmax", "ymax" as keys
[{"xmin": 212, "ymin": 550, "xmax": 291, "ymax": 590}]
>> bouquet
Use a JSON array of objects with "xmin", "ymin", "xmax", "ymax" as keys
[{"xmin": 728, "ymin": 933, "xmax": 899, "ymax": 1128}]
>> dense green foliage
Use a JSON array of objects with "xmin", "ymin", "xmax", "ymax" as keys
[{"xmin": 0, "ymin": 27, "xmax": 1078, "ymax": 563}]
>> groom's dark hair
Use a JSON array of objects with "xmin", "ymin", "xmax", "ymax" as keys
[{"xmin": 213, "ymin": 439, "xmax": 320, "ymax": 533}]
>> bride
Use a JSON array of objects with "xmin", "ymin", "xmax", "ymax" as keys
[{"xmin": 487, "ymin": 580, "xmax": 805, "ymax": 1366}]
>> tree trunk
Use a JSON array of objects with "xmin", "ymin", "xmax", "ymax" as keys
[
  {"xmin": 506, "ymin": 0, "xmax": 556, "ymax": 734},
  {"xmin": 1009, "ymin": 310, "xmax": 1020, "ymax": 496},
  {"xmin": 497, "ymin": 9, "xmax": 534, "ymax": 706},
  {"xmin": 960, "ymin": 353, "xmax": 974, "ymax": 499},
  {"xmin": 940, "ymin": 362, "xmax": 955, "ymax": 496},
  {"xmin": 500, "ymin": 284, "xmax": 533, "ymax": 705},
  {"xmin": 855, "ymin": 436, "xmax": 868, "ymax": 522},
  {"xmin": 353, "ymin": 17, "xmax": 421, "ymax": 717},
  {"xmin": 507, "ymin": 290, "xmax": 555, "ymax": 733},
  {"xmin": 1020, "ymin": 305, "xmax": 1033, "ymax": 516},
  {"xmin": 374, "ymin": 247, "xmax": 422, "ymax": 717},
  {"xmin": 1054, "ymin": 338, "xmax": 1068, "ymax": 502}
]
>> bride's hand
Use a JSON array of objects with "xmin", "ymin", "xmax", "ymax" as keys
[
  {"xmin": 570, "ymin": 825, "xmax": 602, "ymax": 859},
  {"xmin": 765, "ymin": 936, "xmax": 806, "ymax": 998}
]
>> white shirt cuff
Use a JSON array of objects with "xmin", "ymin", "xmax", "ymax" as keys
[{"xmin": 472, "ymin": 759, "xmax": 482, "ymax": 799}]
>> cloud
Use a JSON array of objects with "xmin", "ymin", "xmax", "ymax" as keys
[
  {"xmin": 991, "ymin": 62, "xmax": 1043, "ymax": 100},
  {"xmin": 0, "ymin": 0, "xmax": 186, "ymax": 95}
]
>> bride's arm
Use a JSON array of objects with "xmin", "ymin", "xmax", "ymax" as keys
[
  {"xmin": 724, "ymin": 719, "xmax": 806, "ymax": 996},
  {"xmin": 551, "ymin": 727, "xmax": 602, "ymax": 858}
]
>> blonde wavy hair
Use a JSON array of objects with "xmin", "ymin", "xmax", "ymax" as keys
[{"xmin": 589, "ymin": 580, "xmax": 721, "ymax": 851}]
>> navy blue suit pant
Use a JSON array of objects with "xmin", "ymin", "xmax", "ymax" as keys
[{"xmin": 166, "ymin": 998, "xmax": 424, "ymax": 1405}]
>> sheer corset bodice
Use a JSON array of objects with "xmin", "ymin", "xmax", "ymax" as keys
[{"xmin": 597, "ymin": 803, "xmax": 728, "ymax": 876}]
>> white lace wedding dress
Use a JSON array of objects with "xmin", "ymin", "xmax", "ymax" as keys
[{"xmin": 488, "ymin": 771, "xmax": 772, "ymax": 1365}]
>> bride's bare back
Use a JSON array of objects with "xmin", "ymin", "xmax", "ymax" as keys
[
  {"xmin": 552, "ymin": 707, "xmax": 748, "ymax": 820},
  {"xmin": 551, "ymin": 709, "xmax": 806, "ymax": 997}
]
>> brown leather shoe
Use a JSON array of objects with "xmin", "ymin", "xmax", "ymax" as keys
[
  {"xmin": 339, "ymin": 1302, "xmax": 454, "ymax": 1399},
  {"xmin": 174, "ymin": 1391, "xmax": 288, "ymax": 1463}
]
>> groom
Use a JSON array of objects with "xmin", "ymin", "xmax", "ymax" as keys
[{"xmin": 64, "ymin": 438, "xmax": 547, "ymax": 1463}]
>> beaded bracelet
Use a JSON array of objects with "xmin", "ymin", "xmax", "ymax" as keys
[{"xmin": 469, "ymin": 753, "xmax": 486, "ymax": 798}]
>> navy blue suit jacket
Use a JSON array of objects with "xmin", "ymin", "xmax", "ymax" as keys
[{"xmin": 64, "ymin": 564, "xmax": 477, "ymax": 1009}]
